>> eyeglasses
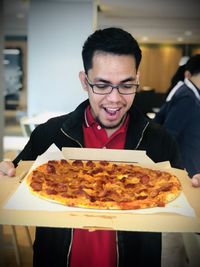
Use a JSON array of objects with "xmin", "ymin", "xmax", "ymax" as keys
[{"xmin": 85, "ymin": 76, "xmax": 139, "ymax": 95}]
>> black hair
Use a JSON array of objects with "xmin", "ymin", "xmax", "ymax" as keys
[
  {"xmin": 171, "ymin": 65, "xmax": 186, "ymax": 87},
  {"xmin": 166, "ymin": 64, "xmax": 186, "ymax": 96},
  {"xmin": 82, "ymin": 27, "xmax": 142, "ymax": 73},
  {"xmin": 185, "ymin": 54, "xmax": 200, "ymax": 76}
]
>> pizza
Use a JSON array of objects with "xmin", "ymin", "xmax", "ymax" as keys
[{"xmin": 26, "ymin": 159, "xmax": 182, "ymax": 210}]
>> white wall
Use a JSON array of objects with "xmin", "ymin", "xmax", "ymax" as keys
[{"xmin": 28, "ymin": 0, "xmax": 96, "ymax": 116}]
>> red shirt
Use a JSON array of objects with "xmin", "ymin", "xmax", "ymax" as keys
[{"xmin": 70, "ymin": 105, "xmax": 129, "ymax": 267}]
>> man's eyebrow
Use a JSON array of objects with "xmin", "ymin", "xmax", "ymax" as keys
[
  {"xmin": 121, "ymin": 77, "xmax": 136, "ymax": 83},
  {"xmin": 96, "ymin": 78, "xmax": 110, "ymax": 83},
  {"xmin": 96, "ymin": 77, "xmax": 137, "ymax": 83}
]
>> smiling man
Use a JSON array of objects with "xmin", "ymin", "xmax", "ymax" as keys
[
  {"xmin": 0, "ymin": 27, "xmax": 195, "ymax": 267},
  {"xmin": 79, "ymin": 53, "xmax": 139, "ymax": 136}
]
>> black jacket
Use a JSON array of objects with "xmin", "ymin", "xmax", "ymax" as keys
[{"xmin": 13, "ymin": 99, "xmax": 182, "ymax": 267}]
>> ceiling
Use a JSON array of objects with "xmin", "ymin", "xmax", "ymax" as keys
[{"xmin": 3, "ymin": 0, "xmax": 200, "ymax": 44}]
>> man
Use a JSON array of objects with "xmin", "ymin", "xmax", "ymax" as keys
[
  {"xmin": 154, "ymin": 54, "xmax": 200, "ymax": 178},
  {"xmin": 0, "ymin": 28, "xmax": 199, "ymax": 267}
]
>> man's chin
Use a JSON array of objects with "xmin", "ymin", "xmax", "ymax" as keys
[{"xmin": 97, "ymin": 117, "xmax": 125, "ymax": 130}]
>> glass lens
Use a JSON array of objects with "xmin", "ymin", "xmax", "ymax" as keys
[
  {"xmin": 93, "ymin": 84, "xmax": 112, "ymax": 94},
  {"xmin": 91, "ymin": 82, "xmax": 138, "ymax": 95},
  {"xmin": 118, "ymin": 84, "xmax": 137, "ymax": 94}
]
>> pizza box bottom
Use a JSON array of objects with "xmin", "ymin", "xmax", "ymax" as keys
[{"xmin": 0, "ymin": 147, "xmax": 200, "ymax": 232}]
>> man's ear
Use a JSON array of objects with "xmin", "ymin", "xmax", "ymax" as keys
[
  {"xmin": 79, "ymin": 71, "xmax": 88, "ymax": 91},
  {"xmin": 185, "ymin": 70, "xmax": 191, "ymax": 79},
  {"xmin": 136, "ymin": 70, "xmax": 140, "ymax": 84}
]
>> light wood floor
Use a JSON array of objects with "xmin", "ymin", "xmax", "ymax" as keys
[{"xmin": 1, "ymin": 225, "xmax": 34, "ymax": 267}]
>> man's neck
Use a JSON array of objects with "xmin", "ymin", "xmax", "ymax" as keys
[
  {"xmin": 104, "ymin": 115, "xmax": 128, "ymax": 138},
  {"xmin": 105, "ymin": 127, "xmax": 121, "ymax": 138}
]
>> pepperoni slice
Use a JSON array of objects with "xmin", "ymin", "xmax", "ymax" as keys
[
  {"xmin": 32, "ymin": 175, "xmax": 44, "ymax": 183},
  {"xmin": 30, "ymin": 182, "xmax": 42, "ymax": 191},
  {"xmin": 45, "ymin": 189, "xmax": 58, "ymax": 195},
  {"xmin": 91, "ymin": 167, "xmax": 104, "ymax": 175},
  {"xmin": 159, "ymin": 183, "xmax": 173, "ymax": 192},
  {"xmin": 56, "ymin": 184, "xmax": 68, "ymax": 192},
  {"xmin": 72, "ymin": 160, "xmax": 83, "ymax": 167},
  {"xmin": 47, "ymin": 164, "xmax": 56, "ymax": 174},
  {"xmin": 150, "ymin": 189, "xmax": 159, "ymax": 197},
  {"xmin": 86, "ymin": 160, "xmax": 95, "ymax": 168},
  {"xmin": 60, "ymin": 159, "xmax": 68, "ymax": 165},
  {"xmin": 140, "ymin": 175, "xmax": 150, "ymax": 184},
  {"xmin": 99, "ymin": 161, "xmax": 109, "ymax": 166}
]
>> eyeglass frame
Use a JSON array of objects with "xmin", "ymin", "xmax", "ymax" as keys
[{"xmin": 85, "ymin": 75, "xmax": 139, "ymax": 95}]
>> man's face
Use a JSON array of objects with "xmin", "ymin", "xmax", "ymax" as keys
[{"xmin": 80, "ymin": 52, "xmax": 139, "ymax": 130}]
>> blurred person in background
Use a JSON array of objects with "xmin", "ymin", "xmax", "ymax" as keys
[{"xmin": 154, "ymin": 54, "xmax": 200, "ymax": 178}]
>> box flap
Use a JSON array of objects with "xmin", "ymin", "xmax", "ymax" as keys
[{"xmin": 62, "ymin": 147, "xmax": 154, "ymax": 164}]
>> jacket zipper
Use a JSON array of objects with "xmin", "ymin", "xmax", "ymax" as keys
[
  {"xmin": 61, "ymin": 128, "xmax": 83, "ymax": 148},
  {"xmin": 116, "ymin": 232, "xmax": 119, "ymax": 267},
  {"xmin": 66, "ymin": 229, "xmax": 73, "ymax": 267},
  {"xmin": 60, "ymin": 128, "xmax": 82, "ymax": 266},
  {"xmin": 135, "ymin": 121, "xmax": 149, "ymax": 149}
]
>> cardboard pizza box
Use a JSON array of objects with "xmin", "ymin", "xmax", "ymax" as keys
[{"xmin": 0, "ymin": 146, "xmax": 200, "ymax": 232}]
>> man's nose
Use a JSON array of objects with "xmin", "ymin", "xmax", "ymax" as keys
[{"xmin": 106, "ymin": 87, "xmax": 122, "ymax": 101}]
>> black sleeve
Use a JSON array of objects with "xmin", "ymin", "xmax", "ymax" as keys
[
  {"xmin": 140, "ymin": 123, "xmax": 184, "ymax": 170},
  {"xmin": 12, "ymin": 122, "xmax": 57, "ymax": 167}
]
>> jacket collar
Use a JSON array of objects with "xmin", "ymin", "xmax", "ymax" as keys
[
  {"xmin": 125, "ymin": 105, "xmax": 150, "ymax": 149},
  {"xmin": 184, "ymin": 78, "xmax": 200, "ymax": 100},
  {"xmin": 61, "ymin": 99, "xmax": 89, "ymax": 146}
]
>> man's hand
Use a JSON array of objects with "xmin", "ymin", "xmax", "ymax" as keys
[
  {"xmin": 191, "ymin": 173, "xmax": 200, "ymax": 187},
  {"xmin": 0, "ymin": 161, "xmax": 16, "ymax": 177}
]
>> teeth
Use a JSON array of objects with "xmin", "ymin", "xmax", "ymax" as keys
[
  {"xmin": 104, "ymin": 107, "xmax": 120, "ymax": 115},
  {"xmin": 106, "ymin": 108, "xmax": 119, "ymax": 112}
]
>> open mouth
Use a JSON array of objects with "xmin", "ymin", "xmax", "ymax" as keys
[{"xmin": 104, "ymin": 107, "xmax": 121, "ymax": 116}]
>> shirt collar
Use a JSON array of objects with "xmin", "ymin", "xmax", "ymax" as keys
[{"xmin": 84, "ymin": 105, "xmax": 96, "ymax": 127}]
